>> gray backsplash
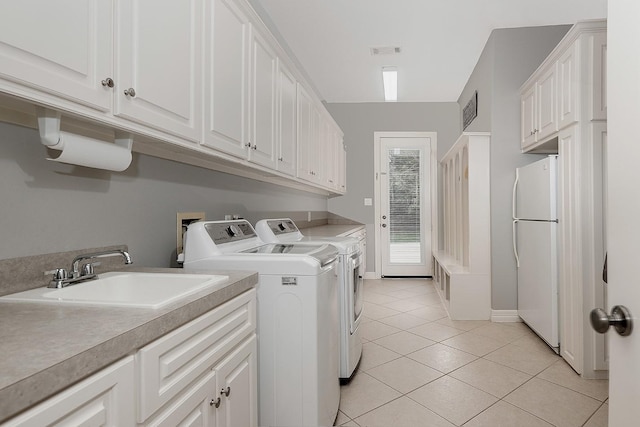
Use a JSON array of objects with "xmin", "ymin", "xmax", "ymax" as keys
[{"xmin": 0, "ymin": 245, "xmax": 129, "ymax": 296}]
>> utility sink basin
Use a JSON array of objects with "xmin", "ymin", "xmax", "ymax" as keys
[{"xmin": 0, "ymin": 272, "xmax": 229, "ymax": 309}]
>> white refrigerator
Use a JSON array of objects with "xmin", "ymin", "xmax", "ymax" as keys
[{"xmin": 512, "ymin": 155, "xmax": 559, "ymax": 352}]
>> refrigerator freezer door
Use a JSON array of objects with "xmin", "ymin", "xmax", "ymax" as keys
[
  {"xmin": 516, "ymin": 156, "xmax": 558, "ymax": 221},
  {"xmin": 517, "ymin": 220, "xmax": 559, "ymax": 349}
]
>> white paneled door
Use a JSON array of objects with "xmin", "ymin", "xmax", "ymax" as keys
[
  {"xmin": 375, "ymin": 133, "xmax": 434, "ymax": 277},
  {"xmin": 604, "ymin": 1, "xmax": 640, "ymax": 425}
]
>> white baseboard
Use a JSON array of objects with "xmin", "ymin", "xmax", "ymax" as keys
[
  {"xmin": 363, "ymin": 272, "xmax": 377, "ymax": 280},
  {"xmin": 491, "ymin": 310, "xmax": 522, "ymax": 323}
]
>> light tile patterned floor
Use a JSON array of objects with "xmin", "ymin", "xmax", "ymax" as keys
[{"xmin": 336, "ymin": 278, "xmax": 609, "ymax": 427}]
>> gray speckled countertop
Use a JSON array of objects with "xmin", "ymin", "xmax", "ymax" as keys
[
  {"xmin": 299, "ymin": 223, "xmax": 365, "ymax": 237},
  {"xmin": 0, "ymin": 267, "xmax": 258, "ymax": 423}
]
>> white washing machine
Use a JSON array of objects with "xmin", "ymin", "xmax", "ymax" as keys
[
  {"xmin": 255, "ymin": 218, "xmax": 364, "ymax": 380},
  {"xmin": 182, "ymin": 220, "xmax": 340, "ymax": 427}
]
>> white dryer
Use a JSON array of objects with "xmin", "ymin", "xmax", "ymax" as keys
[
  {"xmin": 182, "ymin": 220, "xmax": 340, "ymax": 427},
  {"xmin": 255, "ymin": 218, "xmax": 363, "ymax": 380}
]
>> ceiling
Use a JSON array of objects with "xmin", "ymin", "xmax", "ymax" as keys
[{"xmin": 251, "ymin": 0, "xmax": 607, "ymax": 103}]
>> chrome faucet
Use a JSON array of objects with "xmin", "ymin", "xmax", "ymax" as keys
[{"xmin": 47, "ymin": 249, "xmax": 133, "ymax": 288}]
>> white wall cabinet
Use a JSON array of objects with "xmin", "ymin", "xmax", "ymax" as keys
[
  {"xmin": 0, "ymin": 0, "xmax": 345, "ymax": 195},
  {"xmin": 0, "ymin": 0, "xmax": 113, "ymax": 112},
  {"xmin": 247, "ymin": 28, "xmax": 278, "ymax": 170},
  {"xmin": 520, "ymin": 21, "xmax": 606, "ymax": 153},
  {"xmin": 115, "ymin": 0, "xmax": 202, "ymax": 142},
  {"xmin": 276, "ymin": 60, "xmax": 298, "ymax": 176},
  {"xmin": 204, "ymin": 0, "xmax": 251, "ymax": 158},
  {"xmin": 3, "ymin": 356, "xmax": 135, "ymax": 427},
  {"xmin": 520, "ymin": 64, "xmax": 557, "ymax": 150}
]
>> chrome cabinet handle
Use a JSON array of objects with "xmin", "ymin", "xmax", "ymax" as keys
[
  {"xmin": 221, "ymin": 386, "xmax": 231, "ymax": 397},
  {"xmin": 252, "ymin": 144, "xmax": 257, "ymax": 150},
  {"xmin": 101, "ymin": 77, "xmax": 114, "ymax": 88},
  {"xmin": 590, "ymin": 305, "xmax": 633, "ymax": 336},
  {"xmin": 210, "ymin": 397, "xmax": 221, "ymax": 408},
  {"xmin": 278, "ymin": 157, "xmax": 283, "ymax": 161},
  {"xmin": 124, "ymin": 88, "xmax": 136, "ymax": 97},
  {"xmin": 381, "ymin": 223, "xmax": 387, "ymax": 228}
]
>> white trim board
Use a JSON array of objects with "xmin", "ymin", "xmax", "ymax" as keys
[{"xmin": 491, "ymin": 310, "xmax": 522, "ymax": 323}]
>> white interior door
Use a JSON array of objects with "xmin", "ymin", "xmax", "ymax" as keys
[
  {"xmin": 375, "ymin": 133, "xmax": 433, "ymax": 277},
  {"xmin": 603, "ymin": 2, "xmax": 640, "ymax": 424}
]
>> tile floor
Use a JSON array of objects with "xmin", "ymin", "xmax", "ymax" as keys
[{"xmin": 335, "ymin": 278, "xmax": 609, "ymax": 427}]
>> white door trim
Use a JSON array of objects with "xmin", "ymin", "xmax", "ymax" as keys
[{"xmin": 374, "ymin": 131, "xmax": 438, "ymax": 279}]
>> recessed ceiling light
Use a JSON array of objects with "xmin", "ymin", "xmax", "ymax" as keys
[{"xmin": 382, "ymin": 67, "xmax": 397, "ymax": 102}]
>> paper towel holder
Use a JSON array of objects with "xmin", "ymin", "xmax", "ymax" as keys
[{"xmin": 36, "ymin": 107, "xmax": 134, "ymax": 171}]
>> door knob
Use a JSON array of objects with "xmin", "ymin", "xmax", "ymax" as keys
[{"xmin": 590, "ymin": 305, "xmax": 633, "ymax": 336}]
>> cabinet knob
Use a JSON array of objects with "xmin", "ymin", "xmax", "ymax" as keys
[
  {"xmin": 221, "ymin": 386, "xmax": 231, "ymax": 397},
  {"xmin": 245, "ymin": 142, "xmax": 252, "ymax": 148},
  {"xmin": 210, "ymin": 397, "xmax": 221, "ymax": 408},
  {"xmin": 124, "ymin": 88, "xmax": 136, "ymax": 97},
  {"xmin": 278, "ymin": 157, "xmax": 283, "ymax": 161},
  {"xmin": 101, "ymin": 77, "xmax": 114, "ymax": 88}
]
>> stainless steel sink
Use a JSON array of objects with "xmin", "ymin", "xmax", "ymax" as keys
[{"xmin": 0, "ymin": 272, "xmax": 229, "ymax": 309}]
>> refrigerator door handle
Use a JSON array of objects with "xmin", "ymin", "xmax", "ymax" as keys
[
  {"xmin": 512, "ymin": 171, "xmax": 519, "ymax": 220},
  {"xmin": 513, "ymin": 219, "xmax": 520, "ymax": 268}
]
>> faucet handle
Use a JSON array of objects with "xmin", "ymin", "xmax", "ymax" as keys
[
  {"xmin": 53, "ymin": 268, "xmax": 68, "ymax": 280},
  {"xmin": 81, "ymin": 261, "xmax": 101, "ymax": 276},
  {"xmin": 47, "ymin": 268, "xmax": 69, "ymax": 288}
]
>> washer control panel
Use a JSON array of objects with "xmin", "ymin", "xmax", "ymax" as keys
[{"xmin": 204, "ymin": 220, "xmax": 256, "ymax": 244}]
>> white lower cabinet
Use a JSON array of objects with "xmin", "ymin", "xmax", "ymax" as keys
[
  {"xmin": 137, "ymin": 289, "xmax": 257, "ymax": 426},
  {"xmin": 3, "ymin": 356, "xmax": 135, "ymax": 427},
  {"xmin": 3, "ymin": 290, "xmax": 257, "ymax": 427}
]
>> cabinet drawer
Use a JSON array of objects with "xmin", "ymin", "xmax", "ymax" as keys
[
  {"xmin": 137, "ymin": 289, "xmax": 256, "ymax": 422},
  {"xmin": 4, "ymin": 356, "xmax": 134, "ymax": 427}
]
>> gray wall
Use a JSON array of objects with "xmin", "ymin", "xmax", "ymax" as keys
[
  {"xmin": 457, "ymin": 25, "xmax": 571, "ymax": 310},
  {"xmin": 0, "ymin": 121, "xmax": 327, "ymax": 266},
  {"xmin": 325, "ymin": 102, "xmax": 460, "ymax": 272}
]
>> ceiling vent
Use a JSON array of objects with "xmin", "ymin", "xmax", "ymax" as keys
[{"xmin": 370, "ymin": 46, "xmax": 402, "ymax": 56}]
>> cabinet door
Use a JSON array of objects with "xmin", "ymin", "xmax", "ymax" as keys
[
  {"xmin": 277, "ymin": 60, "xmax": 297, "ymax": 176},
  {"xmin": 4, "ymin": 357, "xmax": 135, "ymax": 427},
  {"xmin": 337, "ymin": 139, "xmax": 347, "ymax": 193},
  {"xmin": 0, "ymin": 0, "xmax": 112, "ymax": 111},
  {"xmin": 143, "ymin": 371, "xmax": 217, "ymax": 427},
  {"xmin": 215, "ymin": 336, "xmax": 257, "ymax": 427},
  {"xmin": 248, "ymin": 29, "xmax": 277, "ymax": 169},
  {"xmin": 297, "ymin": 84, "xmax": 313, "ymax": 180},
  {"xmin": 203, "ymin": 0, "xmax": 251, "ymax": 157},
  {"xmin": 520, "ymin": 83, "xmax": 537, "ymax": 149},
  {"xmin": 557, "ymin": 124, "xmax": 583, "ymax": 374},
  {"xmin": 115, "ymin": 0, "xmax": 202, "ymax": 141},
  {"xmin": 558, "ymin": 42, "xmax": 579, "ymax": 130},
  {"xmin": 537, "ymin": 64, "xmax": 558, "ymax": 141},
  {"xmin": 591, "ymin": 32, "xmax": 607, "ymax": 121}
]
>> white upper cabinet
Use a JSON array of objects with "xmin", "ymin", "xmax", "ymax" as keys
[
  {"xmin": 520, "ymin": 20, "xmax": 607, "ymax": 153},
  {"xmin": 204, "ymin": 0, "xmax": 250, "ymax": 157},
  {"xmin": 590, "ymin": 32, "xmax": 607, "ymax": 121},
  {"xmin": 0, "ymin": 0, "xmax": 113, "ymax": 111},
  {"xmin": 520, "ymin": 64, "xmax": 557, "ymax": 150},
  {"xmin": 0, "ymin": 0, "xmax": 345, "ymax": 194},
  {"xmin": 248, "ymin": 28, "xmax": 278, "ymax": 169},
  {"xmin": 520, "ymin": 84, "xmax": 537, "ymax": 148},
  {"xmin": 115, "ymin": 0, "xmax": 202, "ymax": 142},
  {"xmin": 276, "ymin": 60, "xmax": 298, "ymax": 176},
  {"xmin": 558, "ymin": 42, "xmax": 579, "ymax": 129},
  {"xmin": 536, "ymin": 64, "xmax": 558, "ymax": 141}
]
